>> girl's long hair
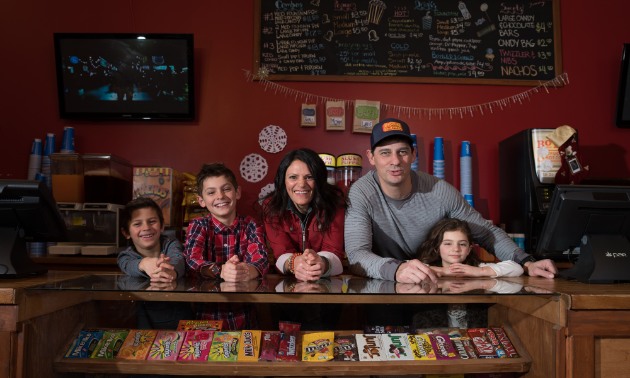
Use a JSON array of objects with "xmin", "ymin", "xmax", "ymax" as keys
[
  {"xmin": 258, "ymin": 148, "xmax": 347, "ymax": 233},
  {"xmin": 417, "ymin": 218, "xmax": 481, "ymax": 267}
]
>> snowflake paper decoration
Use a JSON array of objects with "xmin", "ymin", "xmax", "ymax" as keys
[
  {"xmin": 240, "ymin": 154, "xmax": 268, "ymax": 183},
  {"xmin": 258, "ymin": 183, "xmax": 275, "ymax": 200},
  {"xmin": 258, "ymin": 65, "xmax": 270, "ymax": 79},
  {"xmin": 259, "ymin": 125, "xmax": 287, "ymax": 154}
]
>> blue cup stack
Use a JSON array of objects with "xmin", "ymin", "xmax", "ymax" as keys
[
  {"xmin": 411, "ymin": 134, "xmax": 419, "ymax": 171},
  {"xmin": 460, "ymin": 141, "xmax": 474, "ymax": 207},
  {"xmin": 433, "ymin": 137, "xmax": 445, "ymax": 179},
  {"xmin": 42, "ymin": 133, "xmax": 55, "ymax": 193},
  {"xmin": 60, "ymin": 126, "xmax": 75, "ymax": 153},
  {"xmin": 27, "ymin": 139, "xmax": 42, "ymax": 180}
]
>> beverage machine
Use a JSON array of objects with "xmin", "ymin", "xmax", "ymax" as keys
[{"xmin": 499, "ymin": 129, "xmax": 562, "ymax": 259}]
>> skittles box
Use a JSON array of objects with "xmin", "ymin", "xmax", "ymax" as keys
[
  {"xmin": 178, "ymin": 331, "xmax": 214, "ymax": 361},
  {"xmin": 147, "ymin": 331, "xmax": 185, "ymax": 361},
  {"xmin": 132, "ymin": 167, "xmax": 185, "ymax": 228},
  {"xmin": 65, "ymin": 329, "xmax": 105, "ymax": 358},
  {"xmin": 90, "ymin": 330, "xmax": 129, "ymax": 359},
  {"xmin": 209, "ymin": 331, "xmax": 241, "ymax": 362},
  {"xmin": 117, "ymin": 330, "xmax": 158, "ymax": 360}
]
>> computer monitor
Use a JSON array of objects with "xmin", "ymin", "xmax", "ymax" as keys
[
  {"xmin": 0, "ymin": 180, "xmax": 68, "ymax": 278},
  {"xmin": 537, "ymin": 185, "xmax": 630, "ymax": 283}
]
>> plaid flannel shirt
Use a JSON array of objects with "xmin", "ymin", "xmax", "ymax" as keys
[{"xmin": 183, "ymin": 213, "xmax": 269, "ymax": 279}]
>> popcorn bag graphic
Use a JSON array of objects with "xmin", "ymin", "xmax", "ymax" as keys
[{"xmin": 368, "ymin": 0, "xmax": 387, "ymax": 24}]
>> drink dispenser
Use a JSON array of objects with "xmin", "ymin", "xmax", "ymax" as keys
[
  {"xmin": 49, "ymin": 153, "xmax": 84, "ymax": 203},
  {"xmin": 82, "ymin": 154, "xmax": 133, "ymax": 205},
  {"xmin": 335, "ymin": 153, "xmax": 362, "ymax": 195},
  {"xmin": 318, "ymin": 153, "xmax": 336, "ymax": 185}
]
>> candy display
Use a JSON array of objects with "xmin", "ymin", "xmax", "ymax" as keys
[
  {"xmin": 91, "ymin": 330, "xmax": 129, "ymax": 359},
  {"xmin": 209, "ymin": 331, "xmax": 241, "ymax": 362},
  {"xmin": 238, "ymin": 330, "xmax": 261, "ymax": 362},
  {"xmin": 333, "ymin": 335, "xmax": 359, "ymax": 361},
  {"xmin": 277, "ymin": 321, "xmax": 301, "ymax": 362},
  {"xmin": 147, "ymin": 331, "xmax": 185, "ymax": 361},
  {"xmin": 429, "ymin": 334, "xmax": 458, "ymax": 360},
  {"xmin": 492, "ymin": 327, "xmax": 520, "ymax": 358},
  {"xmin": 462, "ymin": 339, "xmax": 480, "ymax": 359},
  {"xmin": 65, "ymin": 330, "xmax": 105, "ymax": 358},
  {"xmin": 176, "ymin": 320, "xmax": 223, "ymax": 332},
  {"xmin": 381, "ymin": 333, "xmax": 414, "ymax": 361},
  {"xmin": 302, "ymin": 332, "xmax": 334, "ymax": 362},
  {"xmin": 467, "ymin": 329, "xmax": 497, "ymax": 359},
  {"xmin": 485, "ymin": 329, "xmax": 507, "ymax": 358},
  {"xmin": 177, "ymin": 331, "xmax": 214, "ymax": 361},
  {"xmin": 260, "ymin": 331, "xmax": 281, "ymax": 361},
  {"xmin": 356, "ymin": 334, "xmax": 385, "ymax": 361},
  {"xmin": 117, "ymin": 330, "xmax": 158, "ymax": 360}
]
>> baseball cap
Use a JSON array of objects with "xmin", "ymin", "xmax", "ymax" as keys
[{"xmin": 370, "ymin": 118, "xmax": 414, "ymax": 150}]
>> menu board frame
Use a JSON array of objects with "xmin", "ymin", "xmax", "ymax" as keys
[{"xmin": 253, "ymin": 0, "xmax": 563, "ymax": 86}]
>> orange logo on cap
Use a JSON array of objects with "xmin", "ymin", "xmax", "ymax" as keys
[{"xmin": 383, "ymin": 122, "xmax": 403, "ymax": 132}]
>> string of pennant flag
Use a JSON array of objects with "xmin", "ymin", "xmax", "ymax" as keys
[{"xmin": 243, "ymin": 69, "xmax": 569, "ymax": 121}]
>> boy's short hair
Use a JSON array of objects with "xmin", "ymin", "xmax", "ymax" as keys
[
  {"xmin": 196, "ymin": 162, "xmax": 238, "ymax": 192},
  {"xmin": 121, "ymin": 197, "xmax": 164, "ymax": 233}
]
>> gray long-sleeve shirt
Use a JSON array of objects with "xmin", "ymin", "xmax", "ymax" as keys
[
  {"xmin": 344, "ymin": 170, "xmax": 528, "ymax": 281},
  {"xmin": 117, "ymin": 235, "xmax": 186, "ymax": 279}
]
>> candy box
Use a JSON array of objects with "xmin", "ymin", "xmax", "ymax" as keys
[
  {"xmin": 492, "ymin": 327, "xmax": 520, "ymax": 358},
  {"xmin": 177, "ymin": 331, "xmax": 214, "ymax": 361},
  {"xmin": 429, "ymin": 334, "xmax": 458, "ymax": 360},
  {"xmin": 65, "ymin": 330, "xmax": 105, "ymax": 358},
  {"xmin": 333, "ymin": 335, "xmax": 359, "ymax": 361},
  {"xmin": 91, "ymin": 330, "xmax": 129, "ymax": 359},
  {"xmin": 132, "ymin": 167, "xmax": 185, "ymax": 228},
  {"xmin": 364, "ymin": 325, "xmax": 414, "ymax": 334},
  {"xmin": 416, "ymin": 327, "xmax": 463, "ymax": 339},
  {"xmin": 147, "ymin": 331, "xmax": 185, "ymax": 361},
  {"xmin": 116, "ymin": 330, "xmax": 158, "ymax": 360},
  {"xmin": 278, "ymin": 321, "xmax": 301, "ymax": 362},
  {"xmin": 238, "ymin": 330, "xmax": 261, "ymax": 362},
  {"xmin": 380, "ymin": 333, "xmax": 414, "ymax": 361},
  {"xmin": 407, "ymin": 335, "xmax": 436, "ymax": 360},
  {"xmin": 209, "ymin": 331, "xmax": 241, "ymax": 362},
  {"xmin": 302, "ymin": 332, "xmax": 334, "ymax": 362},
  {"xmin": 260, "ymin": 331, "xmax": 281, "ymax": 361},
  {"xmin": 176, "ymin": 320, "xmax": 223, "ymax": 332},
  {"xmin": 356, "ymin": 334, "xmax": 385, "ymax": 361}
]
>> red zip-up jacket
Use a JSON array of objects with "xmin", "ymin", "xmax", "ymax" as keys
[{"xmin": 263, "ymin": 200, "xmax": 345, "ymax": 263}]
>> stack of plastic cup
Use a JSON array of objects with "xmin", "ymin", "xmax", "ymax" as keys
[
  {"xmin": 60, "ymin": 126, "xmax": 75, "ymax": 153},
  {"xmin": 42, "ymin": 133, "xmax": 55, "ymax": 193},
  {"xmin": 411, "ymin": 134, "xmax": 419, "ymax": 171},
  {"xmin": 433, "ymin": 137, "xmax": 445, "ymax": 179},
  {"xmin": 460, "ymin": 141, "xmax": 474, "ymax": 207},
  {"xmin": 27, "ymin": 139, "xmax": 43, "ymax": 180},
  {"xmin": 31, "ymin": 174, "xmax": 48, "ymax": 257}
]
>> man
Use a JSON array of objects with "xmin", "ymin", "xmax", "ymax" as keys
[{"xmin": 345, "ymin": 118, "xmax": 558, "ymax": 283}]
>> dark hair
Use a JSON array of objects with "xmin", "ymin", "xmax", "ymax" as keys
[
  {"xmin": 417, "ymin": 218, "xmax": 481, "ymax": 267},
  {"xmin": 371, "ymin": 135, "xmax": 414, "ymax": 154},
  {"xmin": 196, "ymin": 162, "xmax": 238, "ymax": 192},
  {"xmin": 258, "ymin": 148, "xmax": 347, "ymax": 233},
  {"xmin": 121, "ymin": 197, "xmax": 164, "ymax": 233}
]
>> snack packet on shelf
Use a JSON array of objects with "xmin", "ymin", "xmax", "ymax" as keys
[
  {"xmin": 302, "ymin": 332, "xmax": 334, "ymax": 362},
  {"xmin": 364, "ymin": 325, "xmax": 414, "ymax": 334},
  {"xmin": 176, "ymin": 320, "xmax": 223, "ymax": 332},
  {"xmin": 277, "ymin": 321, "xmax": 301, "ymax": 361},
  {"xmin": 91, "ymin": 330, "xmax": 129, "ymax": 359},
  {"xmin": 238, "ymin": 330, "xmax": 261, "ymax": 362},
  {"xmin": 333, "ymin": 335, "xmax": 359, "ymax": 361},
  {"xmin": 356, "ymin": 334, "xmax": 386, "ymax": 361},
  {"xmin": 147, "ymin": 331, "xmax": 185, "ymax": 361},
  {"xmin": 491, "ymin": 327, "xmax": 520, "ymax": 358},
  {"xmin": 209, "ymin": 331, "xmax": 241, "ymax": 362},
  {"xmin": 259, "ymin": 331, "xmax": 281, "ymax": 361},
  {"xmin": 65, "ymin": 329, "xmax": 105, "ymax": 358},
  {"xmin": 467, "ymin": 329, "xmax": 497, "ymax": 358},
  {"xmin": 116, "ymin": 330, "xmax": 158, "ymax": 360},
  {"xmin": 415, "ymin": 327, "xmax": 463, "ymax": 339},
  {"xmin": 381, "ymin": 333, "xmax": 415, "ymax": 360},
  {"xmin": 485, "ymin": 328, "xmax": 507, "ymax": 358},
  {"xmin": 177, "ymin": 331, "xmax": 214, "ymax": 361},
  {"xmin": 407, "ymin": 334, "xmax": 436, "ymax": 360},
  {"xmin": 428, "ymin": 334, "xmax": 458, "ymax": 360}
]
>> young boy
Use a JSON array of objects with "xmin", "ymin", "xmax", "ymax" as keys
[
  {"xmin": 184, "ymin": 162, "xmax": 269, "ymax": 329},
  {"xmin": 117, "ymin": 197, "xmax": 193, "ymax": 328}
]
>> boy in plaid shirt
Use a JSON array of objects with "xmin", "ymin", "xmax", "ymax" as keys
[{"xmin": 184, "ymin": 162, "xmax": 269, "ymax": 329}]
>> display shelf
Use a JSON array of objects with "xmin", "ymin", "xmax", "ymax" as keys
[
  {"xmin": 54, "ymin": 323, "xmax": 531, "ymax": 376},
  {"xmin": 32, "ymin": 256, "xmax": 118, "ymax": 265}
]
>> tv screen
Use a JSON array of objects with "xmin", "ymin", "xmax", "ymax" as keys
[
  {"xmin": 54, "ymin": 33, "xmax": 195, "ymax": 120},
  {"xmin": 615, "ymin": 44, "xmax": 630, "ymax": 127}
]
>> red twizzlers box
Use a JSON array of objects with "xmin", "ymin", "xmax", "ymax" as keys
[
  {"xmin": 492, "ymin": 327, "xmax": 520, "ymax": 358},
  {"xmin": 467, "ymin": 329, "xmax": 497, "ymax": 358}
]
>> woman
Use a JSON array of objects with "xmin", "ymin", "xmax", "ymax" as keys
[{"xmin": 260, "ymin": 148, "xmax": 347, "ymax": 282}]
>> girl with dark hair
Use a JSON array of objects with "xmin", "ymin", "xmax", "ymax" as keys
[
  {"xmin": 260, "ymin": 148, "xmax": 347, "ymax": 282},
  {"xmin": 418, "ymin": 218, "xmax": 523, "ymax": 278}
]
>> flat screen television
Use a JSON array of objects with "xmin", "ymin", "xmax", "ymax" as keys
[
  {"xmin": 54, "ymin": 33, "xmax": 195, "ymax": 120},
  {"xmin": 615, "ymin": 43, "xmax": 630, "ymax": 127}
]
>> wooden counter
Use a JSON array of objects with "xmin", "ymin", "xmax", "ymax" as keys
[{"xmin": 1, "ymin": 272, "xmax": 630, "ymax": 378}]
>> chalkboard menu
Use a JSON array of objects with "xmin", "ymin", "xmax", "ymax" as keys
[{"xmin": 254, "ymin": 0, "xmax": 563, "ymax": 86}]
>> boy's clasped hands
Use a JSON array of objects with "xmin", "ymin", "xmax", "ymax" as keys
[
  {"xmin": 220, "ymin": 255, "xmax": 259, "ymax": 282},
  {"xmin": 139, "ymin": 254, "xmax": 178, "ymax": 282}
]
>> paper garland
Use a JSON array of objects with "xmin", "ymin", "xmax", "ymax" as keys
[
  {"xmin": 240, "ymin": 154, "xmax": 268, "ymax": 183},
  {"xmin": 243, "ymin": 69, "xmax": 570, "ymax": 120},
  {"xmin": 259, "ymin": 125, "xmax": 287, "ymax": 154}
]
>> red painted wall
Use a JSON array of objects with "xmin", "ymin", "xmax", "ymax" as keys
[{"xmin": 2, "ymin": 0, "xmax": 630, "ymax": 223}]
